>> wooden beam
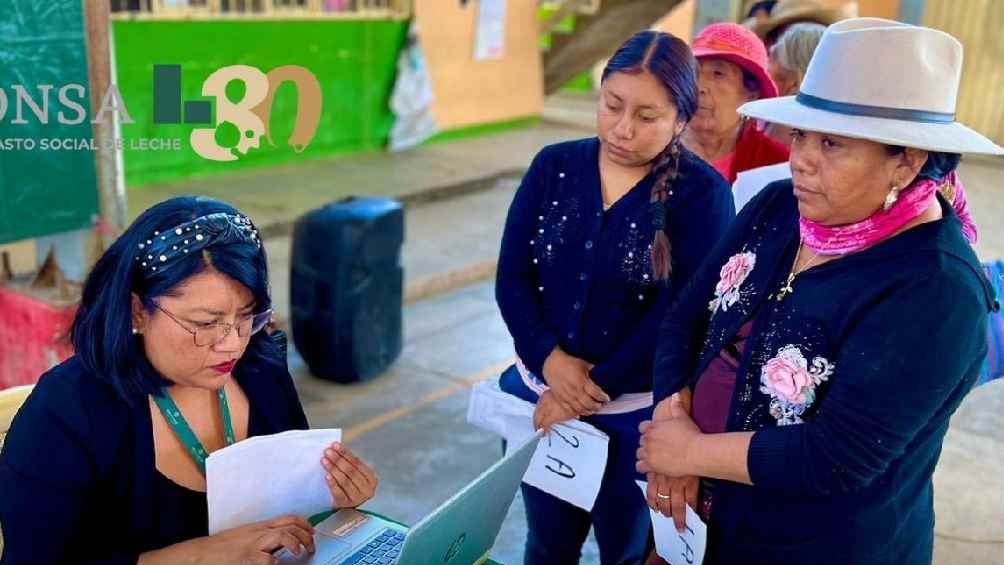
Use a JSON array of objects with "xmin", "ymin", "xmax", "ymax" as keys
[{"xmin": 83, "ymin": 0, "xmax": 126, "ymax": 244}]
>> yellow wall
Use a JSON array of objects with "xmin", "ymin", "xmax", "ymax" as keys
[
  {"xmin": 655, "ymin": 0, "xmax": 696, "ymax": 43},
  {"xmin": 925, "ymin": 0, "xmax": 1004, "ymax": 145},
  {"xmin": 857, "ymin": 0, "xmax": 900, "ymax": 19},
  {"xmin": 414, "ymin": 0, "xmax": 544, "ymax": 130}
]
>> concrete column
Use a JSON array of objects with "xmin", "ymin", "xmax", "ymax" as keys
[
  {"xmin": 693, "ymin": 0, "xmax": 742, "ymax": 36},
  {"xmin": 897, "ymin": 0, "xmax": 926, "ymax": 24}
]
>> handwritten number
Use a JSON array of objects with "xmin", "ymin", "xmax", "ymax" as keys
[
  {"xmin": 549, "ymin": 427, "xmax": 580, "ymax": 448},
  {"xmin": 679, "ymin": 534, "xmax": 695, "ymax": 564}
]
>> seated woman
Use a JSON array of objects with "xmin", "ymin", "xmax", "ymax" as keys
[
  {"xmin": 638, "ymin": 18, "xmax": 1001, "ymax": 565},
  {"xmin": 683, "ymin": 22, "xmax": 790, "ymax": 183},
  {"xmin": 0, "ymin": 197, "xmax": 378, "ymax": 564}
]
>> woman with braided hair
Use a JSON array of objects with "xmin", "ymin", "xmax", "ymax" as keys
[{"xmin": 494, "ymin": 30, "xmax": 734, "ymax": 564}]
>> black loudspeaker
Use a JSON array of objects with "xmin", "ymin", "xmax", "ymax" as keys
[{"xmin": 290, "ymin": 197, "xmax": 404, "ymax": 383}]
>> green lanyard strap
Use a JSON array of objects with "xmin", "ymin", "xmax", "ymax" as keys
[{"xmin": 152, "ymin": 387, "xmax": 236, "ymax": 475}]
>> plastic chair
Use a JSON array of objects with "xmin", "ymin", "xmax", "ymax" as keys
[
  {"xmin": 0, "ymin": 384, "xmax": 33, "ymax": 448},
  {"xmin": 0, "ymin": 384, "xmax": 32, "ymax": 555}
]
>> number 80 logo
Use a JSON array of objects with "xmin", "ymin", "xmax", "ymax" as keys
[{"xmin": 191, "ymin": 65, "xmax": 322, "ymax": 162}]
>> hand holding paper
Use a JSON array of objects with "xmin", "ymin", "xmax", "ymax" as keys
[
  {"xmin": 207, "ymin": 429, "xmax": 345, "ymax": 534},
  {"xmin": 636, "ymin": 481, "xmax": 707, "ymax": 565},
  {"xmin": 467, "ymin": 380, "xmax": 610, "ymax": 511},
  {"xmin": 320, "ymin": 442, "xmax": 378, "ymax": 509},
  {"xmin": 533, "ymin": 390, "xmax": 578, "ymax": 432}
]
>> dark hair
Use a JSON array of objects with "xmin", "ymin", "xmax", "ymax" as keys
[
  {"xmin": 746, "ymin": 0, "xmax": 778, "ymax": 18},
  {"xmin": 740, "ymin": 69, "xmax": 761, "ymax": 98},
  {"xmin": 71, "ymin": 196, "xmax": 282, "ymax": 402},
  {"xmin": 884, "ymin": 146, "xmax": 962, "ymax": 183},
  {"xmin": 602, "ymin": 30, "xmax": 698, "ymax": 282}
]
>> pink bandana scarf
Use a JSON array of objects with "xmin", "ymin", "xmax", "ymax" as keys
[{"xmin": 800, "ymin": 171, "xmax": 977, "ymax": 255}]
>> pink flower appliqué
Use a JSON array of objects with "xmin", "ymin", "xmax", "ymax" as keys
[
  {"xmin": 762, "ymin": 347, "xmax": 813, "ymax": 403},
  {"xmin": 759, "ymin": 345, "xmax": 835, "ymax": 426},
  {"xmin": 709, "ymin": 251, "xmax": 756, "ymax": 313}
]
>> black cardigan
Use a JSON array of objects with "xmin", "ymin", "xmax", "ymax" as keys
[
  {"xmin": 496, "ymin": 137, "xmax": 734, "ymax": 398},
  {"xmin": 653, "ymin": 180, "xmax": 997, "ymax": 564},
  {"xmin": 0, "ymin": 355, "xmax": 308, "ymax": 564}
]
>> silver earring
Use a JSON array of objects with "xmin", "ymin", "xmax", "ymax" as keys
[{"xmin": 883, "ymin": 185, "xmax": 900, "ymax": 211}]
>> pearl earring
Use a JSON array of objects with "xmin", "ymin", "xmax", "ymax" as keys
[
  {"xmin": 132, "ymin": 328, "xmax": 140, "ymax": 335},
  {"xmin": 883, "ymin": 185, "xmax": 900, "ymax": 212}
]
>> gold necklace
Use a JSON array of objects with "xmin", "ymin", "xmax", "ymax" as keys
[{"xmin": 776, "ymin": 241, "xmax": 821, "ymax": 302}]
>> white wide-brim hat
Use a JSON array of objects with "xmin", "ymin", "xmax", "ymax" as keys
[{"xmin": 739, "ymin": 17, "xmax": 1004, "ymax": 155}]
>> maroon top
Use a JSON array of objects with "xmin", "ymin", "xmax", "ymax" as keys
[
  {"xmin": 692, "ymin": 320, "xmax": 754, "ymax": 520},
  {"xmin": 692, "ymin": 321, "xmax": 754, "ymax": 433}
]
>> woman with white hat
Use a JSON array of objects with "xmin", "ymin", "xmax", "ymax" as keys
[{"xmin": 637, "ymin": 18, "xmax": 1001, "ymax": 564}]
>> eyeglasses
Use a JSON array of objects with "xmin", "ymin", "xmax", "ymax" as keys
[{"xmin": 153, "ymin": 303, "xmax": 273, "ymax": 347}]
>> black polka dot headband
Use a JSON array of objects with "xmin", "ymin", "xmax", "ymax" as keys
[{"xmin": 134, "ymin": 212, "xmax": 260, "ymax": 275}]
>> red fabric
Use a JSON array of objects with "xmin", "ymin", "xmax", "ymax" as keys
[
  {"xmin": 712, "ymin": 151, "xmax": 737, "ymax": 181},
  {"xmin": 727, "ymin": 122, "xmax": 790, "ymax": 183},
  {"xmin": 0, "ymin": 286, "xmax": 76, "ymax": 389}
]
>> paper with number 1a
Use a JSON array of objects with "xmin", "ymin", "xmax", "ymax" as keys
[
  {"xmin": 467, "ymin": 380, "xmax": 609, "ymax": 511},
  {"xmin": 635, "ymin": 480, "xmax": 707, "ymax": 565}
]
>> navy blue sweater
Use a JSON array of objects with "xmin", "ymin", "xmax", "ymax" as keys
[
  {"xmin": 653, "ymin": 180, "xmax": 997, "ymax": 564},
  {"xmin": 496, "ymin": 137, "xmax": 734, "ymax": 398},
  {"xmin": 0, "ymin": 355, "xmax": 308, "ymax": 564}
]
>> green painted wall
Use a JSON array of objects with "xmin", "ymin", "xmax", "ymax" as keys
[{"xmin": 113, "ymin": 20, "xmax": 407, "ymax": 187}]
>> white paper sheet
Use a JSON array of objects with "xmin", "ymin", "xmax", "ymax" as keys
[
  {"xmin": 467, "ymin": 380, "xmax": 609, "ymax": 511},
  {"xmin": 523, "ymin": 418, "xmax": 608, "ymax": 511},
  {"xmin": 206, "ymin": 429, "xmax": 342, "ymax": 534},
  {"xmin": 474, "ymin": 0, "xmax": 507, "ymax": 60},
  {"xmin": 635, "ymin": 481, "xmax": 708, "ymax": 565},
  {"xmin": 466, "ymin": 379, "xmax": 536, "ymax": 445},
  {"xmin": 732, "ymin": 162, "xmax": 792, "ymax": 212}
]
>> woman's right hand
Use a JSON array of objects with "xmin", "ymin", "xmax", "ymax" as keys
[
  {"xmin": 541, "ymin": 347, "xmax": 609, "ymax": 414},
  {"xmin": 646, "ymin": 473, "xmax": 700, "ymax": 532},
  {"xmin": 138, "ymin": 515, "xmax": 316, "ymax": 565},
  {"xmin": 648, "ymin": 388, "xmax": 698, "ymax": 532}
]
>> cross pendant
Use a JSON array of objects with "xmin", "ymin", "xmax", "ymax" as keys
[{"xmin": 777, "ymin": 273, "xmax": 795, "ymax": 302}]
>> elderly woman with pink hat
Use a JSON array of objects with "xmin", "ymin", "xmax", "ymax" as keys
[
  {"xmin": 639, "ymin": 18, "xmax": 1000, "ymax": 565},
  {"xmin": 683, "ymin": 22, "xmax": 790, "ymax": 184}
]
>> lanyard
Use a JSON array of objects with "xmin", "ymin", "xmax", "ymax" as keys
[{"xmin": 152, "ymin": 387, "xmax": 235, "ymax": 475}]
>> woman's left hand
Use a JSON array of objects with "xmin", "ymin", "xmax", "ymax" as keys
[
  {"xmin": 636, "ymin": 395, "xmax": 703, "ymax": 478},
  {"xmin": 533, "ymin": 390, "xmax": 579, "ymax": 432},
  {"xmin": 321, "ymin": 442, "xmax": 378, "ymax": 508}
]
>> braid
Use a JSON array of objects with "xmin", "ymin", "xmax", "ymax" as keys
[{"xmin": 649, "ymin": 136, "xmax": 682, "ymax": 282}]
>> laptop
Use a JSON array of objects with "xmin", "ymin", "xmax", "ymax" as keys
[{"xmin": 276, "ymin": 432, "xmax": 541, "ymax": 565}]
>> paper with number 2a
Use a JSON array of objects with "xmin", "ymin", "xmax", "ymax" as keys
[
  {"xmin": 635, "ymin": 480, "xmax": 707, "ymax": 565},
  {"xmin": 467, "ymin": 380, "xmax": 610, "ymax": 511},
  {"xmin": 523, "ymin": 418, "xmax": 608, "ymax": 511}
]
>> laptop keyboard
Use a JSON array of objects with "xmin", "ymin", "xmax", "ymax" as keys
[{"xmin": 340, "ymin": 528, "xmax": 406, "ymax": 564}]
